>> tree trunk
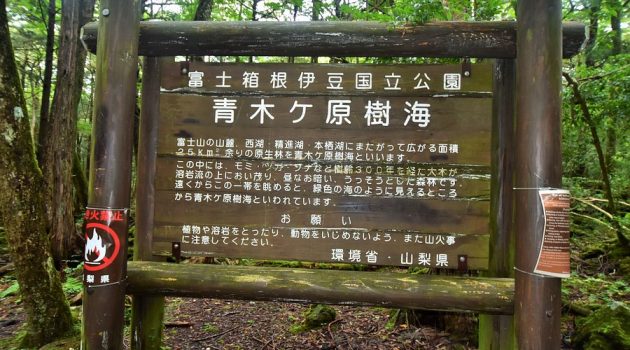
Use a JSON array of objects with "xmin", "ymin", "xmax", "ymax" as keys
[
  {"xmin": 73, "ymin": 150, "xmax": 89, "ymax": 216},
  {"xmin": 37, "ymin": 0, "xmax": 56, "ymax": 159},
  {"xmin": 334, "ymin": 0, "xmax": 341, "ymax": 19},
  {"xmin": 249, "ymin": 0, "xmax": 259, "ymax": 63},
  {"xmin": 194, "ymin": 0, "xmax": 213, "ymax": 20},
  {"xmin": 40, "ymin": 0, "xmax": 95, "ymax": 264},
  {"xmin": 605, "ymin": 0, "xmax": 622, "ymax": 173},
  {"xmin": 605, "ymin": 125, "xmax": 616, "ymax": 173},
  {"xmin": 585, "ymin": 0, "xmax": 600, "ymax": 66},
  {"xmin": 0, "ymin": 0, "xmax": 74, "ymax": 347},
  {"xmin": 191, "ymin": 0, "xmax": 213, "ymax": 62},
  {"xmin": 609, "ymin": 0, "xmax": 622, "ymax": 56},
  {"xmin": 310, "ymin": 0, "xmax": 321, "ymax": 63},
  {"xmin": 251, "ymin": 0, "xmax": 258, "ymax": 21}
]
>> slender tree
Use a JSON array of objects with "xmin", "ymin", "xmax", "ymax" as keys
[
  {"xmin": 194, "ymin": 0, "xmax": 213, "ymax": 20},
  {"xmin": 40, "ymin": 0, "xmax": 96, "ymax": 264},
  {"xmin": 37, "ymin": 0, "xmax": 56, "ymax": 159},
  {"xmin": 0, "ymin": 0, "xmax": 74, "ymax": 346},
  {"xmin": 311, "ymin": 0, "xmax": 320, "ymax": 63},
  {"xmin": 191, "ymin": 0, "xmax": 213, "ymax": 62},
  {"xmin": 604, "ymin": 0, "xmax": 623, "ymax": 172},
  {"xmin": 585, "ymin": 0, "xmax": 601, "ymax": 66}
]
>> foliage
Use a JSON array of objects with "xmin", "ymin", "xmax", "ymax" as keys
[
  {"xmin": 562, "ymin": 55, "xmax": 630, "ymax": 194},
  {"xmin": 572, "ymin": 302, "xmax": 630, "ymax": 350},
  {"xmin": 61, "ymin": 266, "xmax": 83, "ymax": 295},
  {"xmin": 5, "ymin": 1, "xmax": 57, "ymax": 131},
  {"xmin": 563, "ymin": 273, "xmax": 628, "ymax": 310},
  {"xmin": 0, "ymin": 281, "xmax": 19, "ymax": 298},
  {"xmin": 0, "ymin": 267, "xmax": 83, "ymax": 299}
]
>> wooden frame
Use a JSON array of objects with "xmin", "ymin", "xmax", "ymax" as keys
[{"xmin": 82, "ymin": 1, "xmax": 584, "ymax": 348}]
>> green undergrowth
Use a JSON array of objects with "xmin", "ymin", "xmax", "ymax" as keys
[
  {"xmin": 0, "ymin": 264, "xmax": 84, "ymax": 349},
  {"xmin": 563, "ymin": 192, "xmax": 630, "ymax": 348},
  {"xmin": 0, "ymin": 309, "xmax": 81, "ymax": 350},
  {"xmin": 290, "ymin": 304, "xmax": 337, "ymax": 334},
  {"xmin": 202, "ymin": 322, "xmax": 220, "ymax": 334},
  {"xmin": 0, "ymin": 265, "xmax": 83, "ymax": 302},
  {"xmin": 573, "ymin": 302, "xmax": 630, "ymax": 350},
  {"xmin": 563, "ymin": 274, "xmax": 628, "ymax": 307}
]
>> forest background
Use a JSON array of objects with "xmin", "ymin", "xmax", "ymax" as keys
[{"xmin": 0, "ymin": 0, "xmax": 628, "ymax": 349}]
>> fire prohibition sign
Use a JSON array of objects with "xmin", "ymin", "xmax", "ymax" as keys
[
  {"xmin": 84, "ymin": 222, "xmax": 121, "ymax": 272},
  {"xmin": 83, "ymin": 207, "xmax": 128, "ymax": 286}
]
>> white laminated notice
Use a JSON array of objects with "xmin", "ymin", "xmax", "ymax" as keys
[{"xmin": 534, "ymin": 189, "xmax": 571, "ymax": 278}]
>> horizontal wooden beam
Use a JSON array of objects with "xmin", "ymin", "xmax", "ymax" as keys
[
  {"xmin": 126, "ymin": 261, "xmax": 514, "ymax": 314},
  {"xmin": 81, "ymin": 21, "xmax": 585, "ymax": 58}
]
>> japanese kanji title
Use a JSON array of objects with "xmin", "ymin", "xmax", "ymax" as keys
[{"xmin": 186, "ymin": 69, "xmax": 463, "ymax": 127}]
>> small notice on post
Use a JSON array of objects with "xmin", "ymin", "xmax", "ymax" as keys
[
  {"xmin": 83, "ymin": 207, "xmax": 128, "ymax": 286},
  {"xmin": 534, "ymin": 189, "xmax": 571, "ymax": 278}
]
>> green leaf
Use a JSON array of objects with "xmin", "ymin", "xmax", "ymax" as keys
[{"xmin": 0, "ymin": 282, "xmax": 19, "ymax": 298}]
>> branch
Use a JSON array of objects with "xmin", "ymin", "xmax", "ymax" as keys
[
  {"xmin": 575, "ymin": 64, "xmax": 630, "ymax": 83},
  {"xmin": 588, "ymin": 197, "xmax": 630, "ymax": 208},
  {"xmin": 573, "ymin": 197, "xmax": 614, "ymax": 219},
  {"xmin": 562, "ymin": 0, "xmax": 576, "ymax": 20},
  {"xmin": 36, "ymin": 0, "xmax": 46, "ymax": 25},
  {"xmin": 564, "ymin": 302, "xmax": 592, "ymax": 317},
  {"xmin": 570, "ymin": 212, "xmax": 613, "ymax": 230}
]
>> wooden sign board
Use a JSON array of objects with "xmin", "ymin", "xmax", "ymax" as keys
[{"xmin": 151, "ymin": 62, "xmax": 492, "ymax": 269}]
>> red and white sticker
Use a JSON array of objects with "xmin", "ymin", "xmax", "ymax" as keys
[{"xmin": 83, "ymin": 208, "xmax": 128, "ymax": 286}]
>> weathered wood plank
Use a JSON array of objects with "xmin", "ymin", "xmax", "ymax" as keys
[
  {"xmin": 151, "ymin": 227, "xmax": 490, "ymax": 269},
  {"xmin": 153, "ymin": 158, "xmax": 491, "ymax": 199},
  {"xmin": 126, "ymin": 261, "xmax": 514, "ymax": 314},
  {"xmin": 156, "ymin": 93, "xmax": 493, "ymax": 165},
  {"xmin": 158, "ymin": 94, "xmax": 492, "ymax": 131},
  {"xmin": 160, "ymin": 62, "xmax": 493, "ymax": 95},
  {"xmin": 153, "ymin": 61, "xmax": 491, "ymax": 269},
  {"xmin": 153, "ymin": 192, "xmax": 490, "ymax": 233},
  {"xmin": 151, "ymin": 189, "xmax": 490, "ymax": 268},
  {"xmin": 157, "ymin": 126, "xmax": 492, "ymax": 166},
  {"xmin": 81, "ymin": 21, "xmax": 585, "ymax": 58}
]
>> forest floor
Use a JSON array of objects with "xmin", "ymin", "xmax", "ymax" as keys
[
  {"xmin": 0, "ymin": 220, "xmax": 628, "ymax": 349},
  {"xmin": 161, "ymin": 297, "xmax": 477, "ymax": 350},
  {"xmin": 0, "ymin": 271, "xmax": 480, "ymax": 350}
]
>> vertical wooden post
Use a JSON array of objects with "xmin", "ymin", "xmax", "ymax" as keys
[
  {"xmin": 478, "ymin": 59, "xmax": 516, "ymax": 349},
  {"xmin": 131, "ymin": 57, "xmax": 166, "ymax": 350},
  {"xmin": 515, "ymin": 1, "xmax": 563, "ymax": 349},
  {"xmin": 82, "ymin": 1, "xmax": 140, "ymax": 349}
]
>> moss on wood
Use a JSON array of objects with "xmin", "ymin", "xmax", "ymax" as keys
[
  {"xmin": 0, "ymin": 1, "xmax": 74, "ymax": 347},
  {"xmin": 127, "ymin": 261, "xmax": 514, "ymax": 314}
]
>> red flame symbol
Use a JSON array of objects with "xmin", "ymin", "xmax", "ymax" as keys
[
  {"xmin": 85, "ymin": 229, "xmax": 107, "ymax": 264},
  {"xmin": 84, "ymin": 222, "xmax": 120, "ymax": 272}
]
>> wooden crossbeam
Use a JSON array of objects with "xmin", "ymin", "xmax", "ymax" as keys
[
  {"xmin": 126, "ymin": 261, "xmax": 514, "ymax": 315},
  {"xmin": 81, "ymin": 21, "xmax": 585, "ymax": 58}
]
